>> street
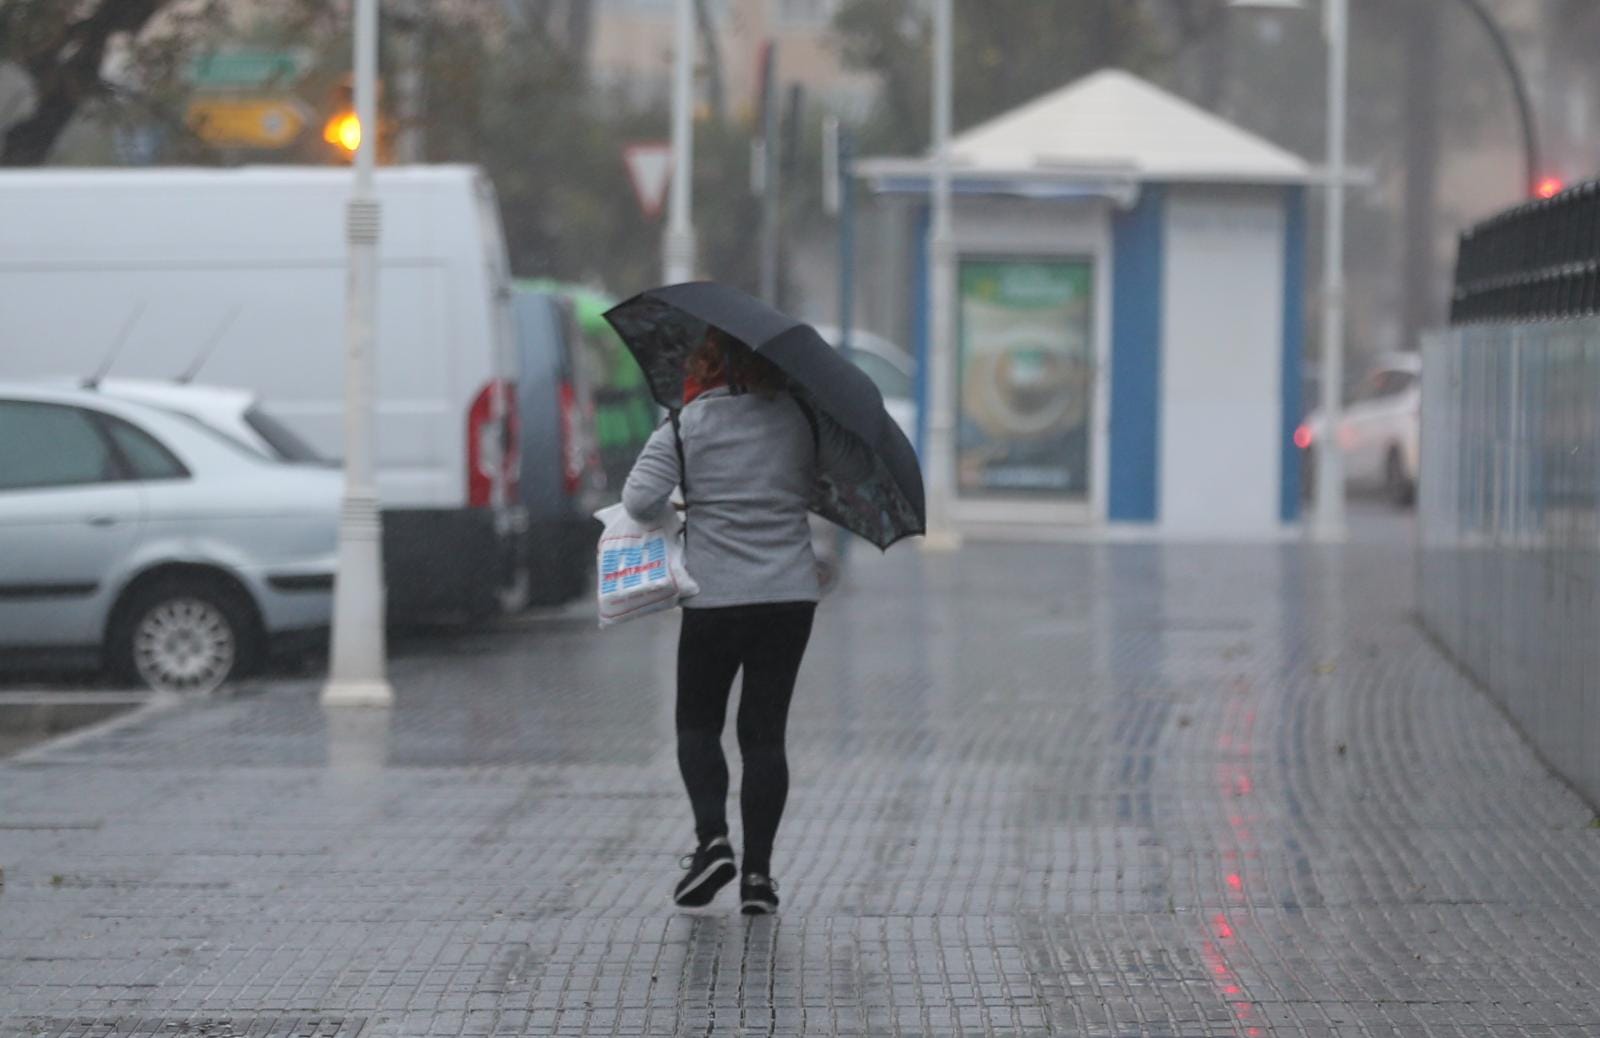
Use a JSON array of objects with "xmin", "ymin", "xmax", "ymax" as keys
[
  {"xmin": 4, "ymin": 509, "xmax": 1599, "ymax": 1036},
  {"xmin": 3, "ymin": 2, "xmax": 1599, "ymax": 1033}
]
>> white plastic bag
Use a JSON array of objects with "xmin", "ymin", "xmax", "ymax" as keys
[{"xmin": 594, "ymin": 503, "xmax": 698, "ymax": 627}]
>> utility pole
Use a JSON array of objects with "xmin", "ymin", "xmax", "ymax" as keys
[
  {"xmin": 922, "ymin": 0, "xmax": 960, "ymax": 550},
  {"xmin": 323, "ymin": 0, "xmax": 394, "ymax": 707},
  {"xmin": 1402, "ymin": 0, "xmax": 1441, "ymax": 352},
  {"xmin": 834, "ymin": 119, "xmax": 857, "ymax": 570},
  {"xmin": 663, "ymin": 0, "xmax": 697, "ymax": 284},
  {"xmin": 1230, "ymin": 0, "xmax": 1538, "ymax": 540},
  {"xmin": 1313, "ymin": 0, "xmax": 1349, "ymax": 541},
  {"xmin": 757, "ymin": 45, "xmax": 781, "ymax": 303},
  {"xmin": 827, "ymin": 118, "xmax": 856, "ymax": 363}
]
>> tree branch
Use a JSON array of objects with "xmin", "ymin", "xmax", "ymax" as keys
[{"xmin": 3, "ymin": 0, "xmax": 166, "ymax": 165}]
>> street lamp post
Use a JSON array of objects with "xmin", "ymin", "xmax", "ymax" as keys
[
  {"xmin": 663, "ymin": 0, "xmax": 697, "ymax": 284},
  {"xmin": 1452, "ymin": 0, "xmax": 1541, "ymax": 197},
  {"xmin": 1229, "ymin": 0, "xmax": 1348, "ymax": 540},
  {"xmin": 322, "ymin": 0, "xmax": 393, "ymax": 708},
  {"xmin": 1316, "ymin": 0, "xmax": 1351, "ymax": 541},
  {"xmin": 922, "ymin": 0, "xmax": 961, "ymax": 550},
  {"xmin": 1232, "ymin": 0, "xmax": 1540, "ymax": 540}
]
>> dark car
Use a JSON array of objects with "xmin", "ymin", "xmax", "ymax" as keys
[
  {"xmin": 511, "ymin": 287, "xmax": 607, "ymax": 605},
  {"xmin": 521, "ymin": 280, "xmax": 658, "ymax": 496}
]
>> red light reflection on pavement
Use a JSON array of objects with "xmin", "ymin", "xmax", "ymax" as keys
[{"xmin": 1206, "ymin": 690, "xmax": 1261, "ymax": 1034}]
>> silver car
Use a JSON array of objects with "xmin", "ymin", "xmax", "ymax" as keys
[
  {"xmin": 0, "ymin": 384, "xmax": 340, "ymax": 692},
  {"xmin": 88, "ymin": 378, "xmax": 326, "ymax": 465},
  {"xmin": 811, "ymin": 324, "xmax": 918, "ymax": 442}
]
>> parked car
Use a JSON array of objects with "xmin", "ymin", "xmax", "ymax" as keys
[
  {"xmin": 811, "ymin": 324, "xmax": 918, "ymax": 443},
  {"xmin": 1297, "ymin": 353, "xmax": 1421, "ymax": 507},
  {"xmin": 511, "ymin": 287, "xmax": 607, "ymax": 605},
  {"xmin": 0, "ymin": 165, "xmax": 524, "ymax": 621},
  {"xmin": 0, "ymin": 384, "xmax": 340, "ymax": 692},
  {"xmin": 76, "ymin": 379, "xmax": 325, "ymax": 465},
  {"xmin": 521, "ymin": 280, "xmax": 659, "ymax": 497}
]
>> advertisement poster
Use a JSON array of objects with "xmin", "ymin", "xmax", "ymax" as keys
[{"xmin": 957, "ymin": 259, "xmax": 1095, "ymax": 499}]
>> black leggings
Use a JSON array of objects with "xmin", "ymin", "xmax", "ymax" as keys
[{"xmin": 676, "ymin": 601, "xmax": 816, "ymax": 877}]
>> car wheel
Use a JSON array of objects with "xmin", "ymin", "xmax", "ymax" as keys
[
  {"xmin": 110, "ymin": 577, "xmax": 258, "ymax": 693},
  {"xmin": 1384, "ymin": 448, "xmax": 1416, "ymax": 509}
]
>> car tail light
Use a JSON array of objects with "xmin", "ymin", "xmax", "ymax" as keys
[
  {"xmin": 559, "ymin": 381, "xmax": 584, "ymax": 496},
  {"xmin": 504, "ymin": 381, "xmax": 521, "ymax": 502},
  {"xmin": 1294, "ymin": 424, "xmax": 1313, "ymax": 450},
  {"xmin": 468, "ymin": 378, "xmax": 518, "ymax": 507}
]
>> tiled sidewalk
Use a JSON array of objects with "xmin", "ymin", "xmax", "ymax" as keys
[{"xmin": 3, "ymin": 531, "xmax": 1598, "ymax": 1036}]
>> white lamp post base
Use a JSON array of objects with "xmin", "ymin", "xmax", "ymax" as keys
[
  {"xmin": 321, "ymin": 679, "xmax": 394, "ymax": 708},
  {"xmin": 322, "ymin": 491, "xmax": 393, "ymax": 708}
]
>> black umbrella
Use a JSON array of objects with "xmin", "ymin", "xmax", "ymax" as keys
[{"xmin": 604, "ymin": 282, "xmax": 926, "ymax": 550}]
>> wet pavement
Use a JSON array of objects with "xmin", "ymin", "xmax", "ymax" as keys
[{"xmin": 3, "ymin": 513, "xmax": 1599, "ymax": 1037}]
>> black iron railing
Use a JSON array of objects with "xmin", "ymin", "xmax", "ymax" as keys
[{"xmin": 1451, "ymin": 179, "xmax": 1600, "ymax": 325}]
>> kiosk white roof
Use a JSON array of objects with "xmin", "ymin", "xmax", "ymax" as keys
[{"xmin": 860, "ymin": 69, "xmax": 1311, "ymax": 188}]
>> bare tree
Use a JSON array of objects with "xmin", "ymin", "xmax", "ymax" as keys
[{"xmin": 1, "ymin": 0, "xmax": 178, "ymax": 165}]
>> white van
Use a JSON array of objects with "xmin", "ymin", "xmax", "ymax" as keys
[{"xmin": 0, "ymin": 165, "xmax": 524, "ymax": 619}]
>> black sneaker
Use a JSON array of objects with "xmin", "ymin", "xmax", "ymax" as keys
[
  {"xmin": 739, "ymin": 873, "xmax": 780, "ymax": 915},
  {"xmin": 673, "ymin": 837, "xmax": 736, "ymax": 907}
]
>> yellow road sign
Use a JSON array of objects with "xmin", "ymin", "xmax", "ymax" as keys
[{"xmin": 185, "ymin": 98, "xmax": 309, "ymax": 149}]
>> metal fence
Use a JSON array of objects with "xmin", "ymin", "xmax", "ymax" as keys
[
  {"xmin": 1451, "ymin": 180, "xmax": 1600, "ymax": 324},
  {"xmin": 1422, "ymin": 178, "xmax": 1600, "ymax": 807},
  {"xmin": 1421, "ymin": 318, "xmax": 1600, "ymax": 806}
]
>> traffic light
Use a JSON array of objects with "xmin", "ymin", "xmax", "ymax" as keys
[
  {"xmin": 1535, "ymin": 176, "xmax": 1564, "ymax": 199},
  {"xmin": 323, "ymin": 76, "xmax": 359, "ymax": 159},
  {"xmin": 324, "ymin": 110, "xmax": 361, "ymax": 155},
  {"xmin": 319, "ymin": 73, "xmax": 394, "ymax": 163}
]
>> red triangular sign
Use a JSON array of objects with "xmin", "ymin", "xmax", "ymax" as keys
[{"xmin": 624, "ymin": 143, "xmax": 673, "ymax": 220}]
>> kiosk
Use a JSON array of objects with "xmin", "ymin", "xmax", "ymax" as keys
[{"xmin": 858, "ymin": 70, "xmax": 1313, "ymax": 537}]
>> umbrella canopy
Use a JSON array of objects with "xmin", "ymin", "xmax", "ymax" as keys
[{"xmin": 604, "ymin": 282, "xmax": 925, "ymax": 549}]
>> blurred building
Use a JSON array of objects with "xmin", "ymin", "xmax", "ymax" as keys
[{"xmin": 588, "ymin": 0, "xmax": 877, "ymax": 119}]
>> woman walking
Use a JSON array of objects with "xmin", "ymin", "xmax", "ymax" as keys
[{"xmin": 621, "ymin": 327, "xmax": 865, "ymax": 914}]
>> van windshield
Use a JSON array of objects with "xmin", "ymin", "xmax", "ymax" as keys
[{"xmin": 244, "ymin": 407, "xmax": 325, "ymax": 464}]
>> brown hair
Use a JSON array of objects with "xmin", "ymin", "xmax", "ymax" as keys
[{"xmin": 687, "ymin": 326, "xmax": 787, "ymax": 397}]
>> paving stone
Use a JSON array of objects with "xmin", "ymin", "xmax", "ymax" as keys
[{"xmin": 3, "ymin": 528, "xmax": 1599, "ymax": 1036}]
